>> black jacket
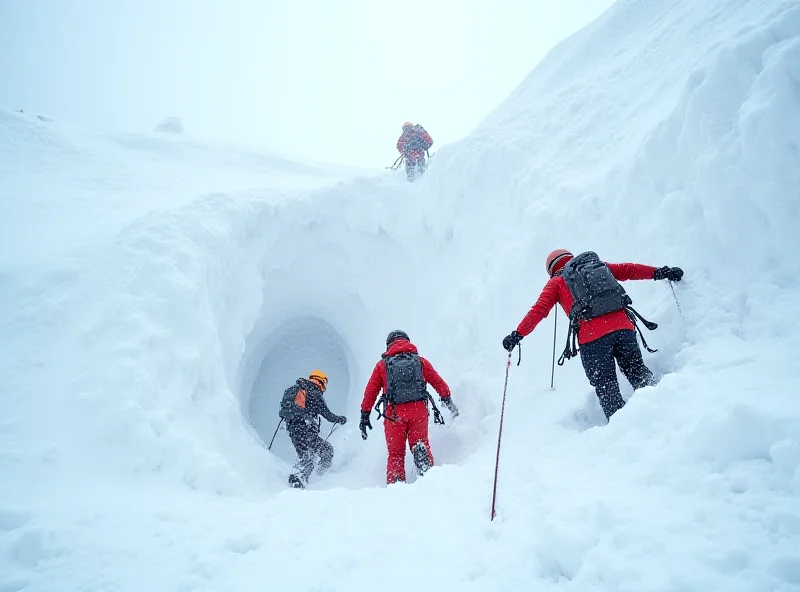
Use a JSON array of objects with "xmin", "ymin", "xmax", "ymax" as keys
[{"xmin": 279, "ymin": 378, "xmax": 341, "ymax": 428}]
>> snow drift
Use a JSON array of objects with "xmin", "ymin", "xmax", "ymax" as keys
[{"xmin": 2, "ymin": 0, "xmax": 799, "ymax": 590}]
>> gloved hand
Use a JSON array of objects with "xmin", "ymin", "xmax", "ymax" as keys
[
  {"xmin": 502, "ymin": 330, "xmax": 522, "ymax": 352},
  {"xmin": 335, "ymin": 415, "xmax": 347, "ymax": 425},
  {"xmin": 653, "ymin": 266, "xmax": 684, "ymax": 282},
  {"xmin": 441, "ymin": 397, "xmax": 459, "ymax": 418},
  {"xmin": 359, "ymin": 411, "xmax": 372, "ymax": 440}
]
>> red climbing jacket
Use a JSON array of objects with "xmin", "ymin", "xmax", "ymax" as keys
[
  {"xmin": 517, "ymin": 262, "xmax": 657, "ymax": 344},
  {"xmin": 361, "ymin": 337, "xmax": 450, "ymax": 484},
  {"xmin": 361, "ymin": 338, "xmax": 450, "ymax": 412}
]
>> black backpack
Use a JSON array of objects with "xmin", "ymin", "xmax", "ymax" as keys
[
  {"xmin": 560, "ymin": 252, "xmax": 631, "ymax": 321},
  {"xmin": 406, "ymin": 125, "xmax": 432, "ymax": 152},
  {"xmin": 374, "ymin": 353, "xmax": 445, "ymax": 425},
  {"xmin": 557, "ymin": 252, "xmax": 658, "ymax": 364},
  {"xmin": 279, "ymin": 381, "xmax": 315, "ymax": 424},
  {"xmin": 384, "ymin": 353, "xmax": 427, "ymax": 405}
]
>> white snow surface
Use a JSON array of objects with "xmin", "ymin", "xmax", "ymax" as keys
[{"xmin": 2, "ymin": 0, "xmax": 800, "ymax": 590}]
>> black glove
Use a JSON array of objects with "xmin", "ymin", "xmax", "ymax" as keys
[
  {"xmin": 653, "ymin": 266, "xmax": 684, "ymax": 282},
  {"xmin": 359, "ymin": 411, "xmax": 372, "ymax": 440},
  {"xmin": 441, "ymin": 397, "xmax": 459, "ymax": 417},
  {"xmin": 502, "ymin": 330, "xmax": 522, "ymax": 352},
  {"xmin": 335, "ymin": 415, "xmax": 347, "ymax": 425}
]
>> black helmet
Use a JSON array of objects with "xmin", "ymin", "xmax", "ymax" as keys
[{"xmin": 386, "ymin": 330, "xmax": 409, "ymax": 348}]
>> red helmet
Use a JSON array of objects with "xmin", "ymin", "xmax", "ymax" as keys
[{"xmin": 545, "ymin": 249, "xmax": 573, "ymax": 276}]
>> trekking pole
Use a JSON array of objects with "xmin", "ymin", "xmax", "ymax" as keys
[
  {"xmin": 550, "ymin": 312, "xmax": 558, "ymax": 389},
  {"xmin": 491, "ymin": 352, "xmax": 512, "ymax": 521},
  {"xmin": 267, "ymin": 419, "xmax": 284, "ymax": 451},
  {"xmin": 668, "ymin": 281, "xmax": 684, "ymax": 317},
  {"xmin": 386, "ymin": 155, "xmax": 404, "ymax": 170},
  {"xmin": 325, "ymin": 423, "xmax": 338, "ymax": 442}
]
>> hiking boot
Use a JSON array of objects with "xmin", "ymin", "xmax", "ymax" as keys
[
  {"xmin": 411, "ymin": 441, "xmax": 432, "ymax": 476},
  {"xmin": 288, "ymin": 474, "xmax": 306, "ymax": 489}
]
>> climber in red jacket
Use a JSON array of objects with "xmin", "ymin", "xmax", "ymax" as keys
[
  {"xmin": 502, "ymin": 250, "xmax": 684, "ymax": 420},
  {"xmin": 360, "ymin": 330, "xmax": 458, "ymax": 484},
  {"xmin": 397, "ymin": 122, "xmax": 433, "ymax": 182}
]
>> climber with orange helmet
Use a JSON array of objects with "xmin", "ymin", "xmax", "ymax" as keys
[
  {"xmin": 278, "ymin": 370, "xmax": 347, "ymax": 489},
  {"xmin": 503, "ymin": 250, "xmax": 683, "ymax": 420},
  {"xmin": 396, "ymin": 122, "xmax": 433, "ymax": 182}
]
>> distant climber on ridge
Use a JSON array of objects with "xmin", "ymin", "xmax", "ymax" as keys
[
  {"xmin": 359, "ymin": 330, "xmax": 458, "ymax": 484},
  {"xmin": 397, "ymin": 122, "xmax": 433, "ymax": 182},
  {"xmin": 502, "ymin": 250, "xmax": 684, "ymax": 421},
  {"xmin": 278, "ymin": 370, "xmax": 347, "ymax": 489}
]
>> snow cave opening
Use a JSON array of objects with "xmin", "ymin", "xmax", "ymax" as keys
[{"xmin": 244, "ymin": 316, "xmax": 353, "ymax": 463}]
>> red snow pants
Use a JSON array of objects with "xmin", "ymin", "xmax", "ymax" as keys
[{"xmin": 383, "ymin": 400, "xmax": 433, "ymax": 484}]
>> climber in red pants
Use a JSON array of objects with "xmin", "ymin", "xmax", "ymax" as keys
[{"xmin": 359, "ymin": 330, "xmax": 458, "ymax": 484}]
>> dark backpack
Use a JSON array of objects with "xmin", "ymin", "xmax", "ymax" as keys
[
  {"xmin": 374, "ymin": 353, "xmax": 445, "ymax": 425},
  {"xmin": 279, "ymin": 383, "xmax": 309, "ymax": 422},
  {"xmin": 560, "ymin": 251, "xmax": 631, "ymax": 321},
  {"xmin": 384, "ymin": 353, "xmax": 427, "ymax": 405},
  {"xmin": 557, "ymin": 252, "xmax": 658, "ymax": 365},
  {"xmin": 406, "ymin": 126, "xmax": 432, "ymax": 152}
]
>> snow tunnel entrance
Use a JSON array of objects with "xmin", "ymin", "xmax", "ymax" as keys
[{"xmin": 246, "ymin": 316, "xmax": 352, "ymax": 463}]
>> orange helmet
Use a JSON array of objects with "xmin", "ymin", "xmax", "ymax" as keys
[
  {"xmin": 309, "ymin": 370, "xmax": 328, "ymax": 392},
  {"xmin": 402, "ymin": 121, "xmax": 413, "ymax": 130},
  {"xmin": 545, "ymin": 249, "xmax": 573, "ymax": 276}
]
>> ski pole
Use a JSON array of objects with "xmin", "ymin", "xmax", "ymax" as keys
[
  {"xmin": 669, "ymin": 281, "xmax": 684, "ymax": 317},
  {"xmin": 267, "ymin": 419, "xmax": 283, "ymax": 451},
  {"xmin": 491, "ymin": 352, "xmax": 512, "ymax": 521},
  {"xmin": 550, "ymin": 312, "xmax": 558, "ymax": 389}
]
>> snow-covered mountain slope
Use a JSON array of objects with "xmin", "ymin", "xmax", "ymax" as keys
[
  {"xmin": 2, "ymin": 0, "xmax": 799, "ymax": 590},
  {"xmin": 0, "ymin": 109, "xmax": 364, "ymax": 271}
]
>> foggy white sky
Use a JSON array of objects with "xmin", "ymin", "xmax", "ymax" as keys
[{"xmin": 0, "ymin": 0, "xmax": 614, "ymax": 167}]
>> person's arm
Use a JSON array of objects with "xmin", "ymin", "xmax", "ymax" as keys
[
  {"xmin": 423, "ymin": 358, "xmax": 458, "ymax": 416},
  {"xmin": 421, "ymin": 358, "xmax": 451, "ymax": 398},
  {"xmin": 516, "ymin": 278, "xmax": 561, "ymax": 337},
  {"xmin": 360, "ymin": 363, "xmax": 384, "ymax": 412},
  {"xmin": 607, "ymin": 262, "xmax": 657, "ymax": 281},
  {"xmin": 421, "ymin": 131, "xmax": 433, "ymax": 149},
  {"xmin": 308, "ymin": 392, "xmax": 340, "ymax": 423}
]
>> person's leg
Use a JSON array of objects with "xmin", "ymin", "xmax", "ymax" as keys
[
  {"xmin": 384, "ymin": 413, "xmax": 409, "ymax": 484},
  {"xmin": 614, "ymin": 329, "xmax": 657, "ymax": 389},
  {"xmin": 314, "ymin": 436, "xmax": 334, "ymax": 476},
  {"xmin": 580, "ymin": 332, "xmax": 626, "ymax": 420},
  {"xmin": 288, "ymin": 424, "xmax": 315, "ymax": 485},
  {"xmin": 405, "ymin": 401, "xmax": 433, "ymax": 475},
  {"xmin": 405, "ymin": 158, "xmax": 415, "ymax": 181}
]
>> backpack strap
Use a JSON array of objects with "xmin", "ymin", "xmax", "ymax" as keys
[
  {"xmin": 559, "ymin": 301, "xmax": 660, "ymax": 364},
  {"xmin": 374, "ymin": 394, "xmax": 399, "ymax": 423},
  {"xmin": 558, "ymin": 313, "xmax": 581, "ymax": 366},
  {"xmin": 426, "ymin": 392, "xmax": 445, "ymax": 425},
  {"xmin": 625, "ymin": 305, "xmax": 658, "ymax": 331},
  {"xmin": 625, "ymin": 307, "xmax": 659, "ymax": 353}
]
